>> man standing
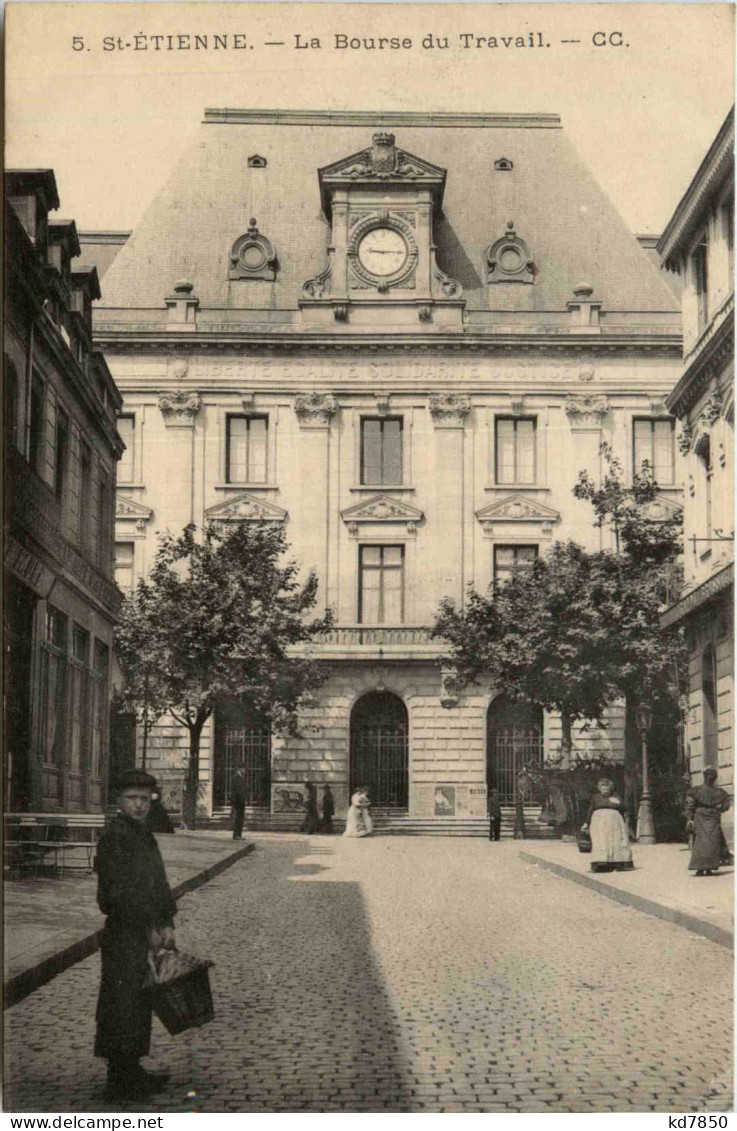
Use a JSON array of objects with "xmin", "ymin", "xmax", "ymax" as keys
[
  {"xmin": 321, "ymin": 784, "xmax": 335, "ymax": 834},
  {"xmin": 301, "ymin": 781, "xmax": 319, "ymax": 834},
  {"xmin": 95, "ymin": 769, "xmax": 177, "ymax": 1102},
  {"xmin": 230, "ymin": 765, "xmax": 248, "ymax": 840},
  {"xmin": 488, "ymin": 787, "xmax": 502, "ymax": 842}
]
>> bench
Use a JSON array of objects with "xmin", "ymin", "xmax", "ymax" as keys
[{"xmin": 4, "ymin": 813, "xmax": 108, "ymax": 876}]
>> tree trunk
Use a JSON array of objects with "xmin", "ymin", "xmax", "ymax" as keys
[
  {"xmin": 182, "ymin": 722, "xmax": 204, "ymax": 829},
  {"xmin": 561, "ymin": 713, "xmax": 573, "ymax": 766}
]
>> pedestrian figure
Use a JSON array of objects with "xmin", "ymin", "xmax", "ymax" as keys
[
  {"xmin": 344, "ymin": 786, "xmax": 373, "ymax": 838},
  {"xmin": 230, "ymin": 765, "xmax": 248, "ymax": 840},
  {"xmin": 94, "ymin": 769, "xmax": 177, "ymax": 1103},
  {"xmin": 580, "ymin": 778, "xmax": 633, "ymax": 873},
  {"xmin": 686, "ymin": 766, "xmax": 732, "ymax": 876},
  {"xmin": 301, "ymin": 781, "xmax": 319, "ymax": 834},
  {"xmin": 679, "ymin": 769, "xmax": 693, "ymax": 847},
  {"xmin": 488, "ymin": 788, "xmax": 502, "ymax": 842},
  {"xmin": 147, "ymin": 791, "xmax": 175, "ymax": 834},
  {"xmin": 321, "ymin": 784, "xmax": 335, "ymax": 834}
]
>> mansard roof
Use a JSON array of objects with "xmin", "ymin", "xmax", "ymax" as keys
[{"xmin": 98, "ymin": 109, "xmax": 679, "ymax": 318}]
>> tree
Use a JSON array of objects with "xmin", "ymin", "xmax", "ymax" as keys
[
  {"xmin": 115, "ymin": 581, "xmax": 170, "ymax": 770},
  {"xmin": 433, "ymin": 542, "xmax": 624, "ymax": 758},
  {"xmin": 115, "ymin": 521, "xmax": 332, "ymax": 827}
]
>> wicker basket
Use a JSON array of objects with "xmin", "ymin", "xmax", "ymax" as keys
[{"xmin": 151, "ymin": 960, "xmax": 215, "ymax": 1035}]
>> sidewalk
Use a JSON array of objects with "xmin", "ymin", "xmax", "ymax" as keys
[
  {"xmin": 4, "ymin": 832, "xmax": 254, "ymax": 1007},
  {"xmin": 519, "ymin": 840, "xmax": 734, "ymax": 949}
]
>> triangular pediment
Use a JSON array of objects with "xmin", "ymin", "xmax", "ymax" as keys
[
  {"xmin": 116, "ymin": 495, "xmax": 153, "ymax": 521},
  {"xmin": 205, "ymin": 492, "xmax": 287, "ymax": 523},
  {"xmin": 634, "ymin": 494, "xmax": 683, "ymax": 522},
  {"xmin": 342, "ymin": 494, "xmax": 425, "ymax": 524},
  {"xmin": 476, "ymin": 494, "xmax": 561, "ymax": 524}
]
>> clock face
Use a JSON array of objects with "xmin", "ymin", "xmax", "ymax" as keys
[{"xmin": 357, "ymin": 227, "xmax": 408, "ymax": 277}]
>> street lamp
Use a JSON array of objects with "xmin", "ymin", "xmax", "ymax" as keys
[{"xmin": 635, "ymin": 702, "xmax": 656, "ymax": 844}]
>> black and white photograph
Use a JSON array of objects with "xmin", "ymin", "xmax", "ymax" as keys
[{"xmin": 3, "ymin": 1, "xmax": 735, "ymax": 1119}]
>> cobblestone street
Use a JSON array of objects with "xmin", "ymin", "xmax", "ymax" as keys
[{"xmin": 4, "ymin": 837, "xmax": 733, "ymax": 1113}]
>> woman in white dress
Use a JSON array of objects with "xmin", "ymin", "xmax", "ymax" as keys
[
  {"xmin": 343, "ymin": 787, "xmax": 373, "ymax": 838},
  {"xmin": 580, "ymin": 777, "xmax": 633, "ymax": 873}
]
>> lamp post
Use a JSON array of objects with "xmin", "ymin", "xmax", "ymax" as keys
[{"xmin": 635, "ymin": 703, "xmax": 656, "ymax": 844}]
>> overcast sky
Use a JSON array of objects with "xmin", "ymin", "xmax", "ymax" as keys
[{"xmin": 5, "ymin": 2, "xmax": 734, "ymax": 235}]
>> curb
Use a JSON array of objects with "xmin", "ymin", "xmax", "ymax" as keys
[
  {"xmin": 519, "ymin": 850, "xmax": 733, "ymax": 951},
  {"xmin": 4, "ymin": 842, "xmax": 256, "ymax": 1009}
]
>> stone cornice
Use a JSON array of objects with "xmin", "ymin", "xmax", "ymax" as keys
[
  {"xmin": 203, "ymin": 108, "xmax": 562, "ymax": 130},
  {"xmin": 660, "ymin": 561, "xmax": 733, "ymax": 629},
  {"xmin": 658, "ymin": 108, "xmax": 735, "ymax": 269},
  {"xmin": 92, "ymin": 329, "xmax": 682, "ymax": 359},
  {"xmin": 665, "ymin": 307, "xmax": 734, "ymax": 420}
]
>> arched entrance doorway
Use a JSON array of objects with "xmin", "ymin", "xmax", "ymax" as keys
[
  {"xmin": 486, "ymin": 696, "xmax": 543, "ymax": 804},
  {"xmin": 350, "ymin": 691, "xmax": 408, "ymax": 808},
  {"xmin": 214, "ymin": 702, "xmax": 271, "ymax": 808}
]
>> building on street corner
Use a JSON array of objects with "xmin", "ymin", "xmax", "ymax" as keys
[
  {"xmin": 659, "ymin": 108, "xmax": 734, "ymax": 846},
  {"xmin": 4, "ymin": 171, "xmax": 124, "ymax": 812},
  {"xmin": 83, "ymin": 109, "xmax": 685, "ymax": 827}
]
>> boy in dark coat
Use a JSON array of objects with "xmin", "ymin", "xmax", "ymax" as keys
[
  {"xmin": 95, "ymin": 769, "xmax": 177, "ymax": 1102},
  {"xmin": 488, "ymin": 788, "xmax": 502, "ymax": 842}
]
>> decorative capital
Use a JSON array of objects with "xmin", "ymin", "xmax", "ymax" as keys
[
  {"xmin": 678, "ymin": 425, "xmax": 694, "ymax": 456},
  {"xmin": 428, "ymin": 392, "xmax": 471, "ymax": 428},
  {"xmin": 375, "ymin": 393, "xmax": 391, "ymax": 417},
  {"xmin": 564, "ymin": 393, "xmax": 609, "ymax": 428},
  {"xmin": 158, "ymin": 390, "xmax": 202, "ymax": 427},
  {"xmin": 702, "ymin": 391, "xmax": 723, "ymax": 426},
  {"xmin": 440, "ymin": 664, "xmax": 461, "ymax": 709},
  {"xmin": 294, "ymin": 392, "xmax": 339, "ymax": 429}
]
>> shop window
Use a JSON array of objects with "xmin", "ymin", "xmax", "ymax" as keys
[
  {"xmin": 495, "ymin": 417, "xmax": 536, "ymax": 485},
  {"xmin": 361, "ymin": 417, "xmax": 403, "ymax": 484},
  {"xmin": 42, "ymin": 607, "xmax": 68, "ymax": 772},
  {"xmin": 494, "ymin": 544, "xmax": 538, "ymax": 586},
  {"xmin": 226, "ymin": 415, "xmax": 268, "ymax": 483},
  {"xmin": 702, "ymin": 644, "xmax": 718, "ymax": 768},
  {"xmin": 633, "ymin": 418, "xmax": 675, "ymax": 485},
  {"xmin": 117, "ymin": 414, "xmax": 135, "ymax": 482},
  {"xmin": 359, "ymin": 545, "xmax": 404, "ymax": 624}
]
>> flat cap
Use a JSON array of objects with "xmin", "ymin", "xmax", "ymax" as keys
[{"xmin": 115, "ymin": 768, "xmax": 158, "ymax": 792}]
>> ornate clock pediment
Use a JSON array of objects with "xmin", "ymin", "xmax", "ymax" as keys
[
  {"xmin": 476, "ymin": 494, "xmax": 560, "ymax": 534},
  {"xmin": 342, "ymin": 493, "xmax": 424, "ymax": 535},
  {"xmin": 318, "ymin": 133, "xmax": 447, "ymax": 217},
  {"xmin": 205, "ymin": 492, "xmax": 287, "ymax": 523}
]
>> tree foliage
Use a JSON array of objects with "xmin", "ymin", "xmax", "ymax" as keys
[
  {"xmin": 115, "ymin": 521, "xmax": 332, "ymax": 826},
  {"xmin": 432, "ymin": 443, "xmax": 688, "ymax": 758}
]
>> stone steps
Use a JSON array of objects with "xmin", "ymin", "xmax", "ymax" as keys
[{"xmin": 201, "ymin": 806, "xmax": 560, "ymax": 839}]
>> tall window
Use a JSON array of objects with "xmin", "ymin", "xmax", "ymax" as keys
[
  {"xmin": 702, "ymin": 644, "xmax": 718, "ymax": 768},
  {"xmin": 79, "ymin": 442, "xmax": 92, "ymax": 550},
  {"xmin": 69, "ymin": 626, "xmax": 91, "ymax": 792},
  {"xmin": 4, "ymin": 357, "xmax": 19, "ymax": 449},
  {"xmin": 97, "ymin": 471, "xmax": 111, "ymax": 572},
  {"xmin": 91, "ymin": 641, "xmax": 110, "ymax": 793},
  {"xmin": 42, "ymin": 607, "xmax": 68, "ymax": 775},
  {"xmin": 494, "ymin": 544, "xmax": 538, "ymax": 586},
  {"xmin": 359, "ymin": 545, "xmax": 404, "ymax": 624},
  {"xmin": 723, "ymin": 197, "xmax": 734, "ymax": 279},
  {"xmin": 29, "ymin": 377, "xmax": 45, "ymax": 475},
  {"xmin": 226, "ymin": 415, "xmax": 267, "ymax": 483},
  {"xmin": 361, "ymin": 418, "xmax": 403, "ymax": 485},
  {"xmin": 114, "ymin": 542, "xmax": 135, "ymax": 591},
  {"xmin": 495, "ymin": 418, "xmax": 536, "ymax": 485},
  {"xmin": 697, "ymin": 435, "xmax": 712, "ymax": 539},
  {"xmin": 633, "ymin": 418, "xmax": 675, "ymax": 485},
  {"xmin": 117, "ymin": 414, "xmax": 135, "ymax": 482},
  {"xmin": 55, "ymin": 409, "xmax": 70, "ymax": 501},
  {"xmin": 692, "ymin": 234, "xmax": 709, "ymax": 332}
]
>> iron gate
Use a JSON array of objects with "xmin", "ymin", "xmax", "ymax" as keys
[
  {"xmin": 487, "ymin": 698, "xmax": 543, "ymax": 804},
  {"xmin": 215, "ymin": 723, "xmax": 271, "ymax": 807},
  {"xmin": 350, "ymin": 692, "xmax": 408, "ymax": 808}
]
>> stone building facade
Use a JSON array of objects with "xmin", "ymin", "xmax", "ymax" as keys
[
  {"xmin": 659, "ymin": 108, "xmax": 734, "ymax": 844},
  {"xmin": 86, "ymin": 110, "xmax": 684, "ymax": 825},
  {"xmin": 5, "ymin": 170, "xmax": 123, "ymax": 813}
]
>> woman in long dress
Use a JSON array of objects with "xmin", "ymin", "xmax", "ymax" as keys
[
  {"xmin": 686, "ymin": 766, "xmax": 731, "ymax": 876},
  {"xmin": 581, "ymin": 778, "xmax": 633, "ymax": 873},
  {"xmin": 343, "ymin": 787, "xmax": 373, "ymax": 838}
]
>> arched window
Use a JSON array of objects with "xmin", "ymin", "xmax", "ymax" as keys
[{"xmin": 701, "ymin": 644, "xmax": 718, "ymax": 768}]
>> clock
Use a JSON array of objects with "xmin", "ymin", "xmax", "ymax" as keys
[{"xmin": 357, "ymin": 227, "xmax": 408, "ymax": 277}]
